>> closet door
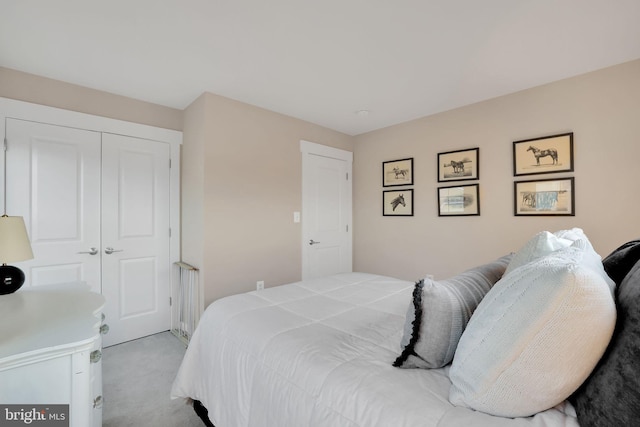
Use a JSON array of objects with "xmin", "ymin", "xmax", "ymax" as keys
[
  {"xmin": 100, "ymin": 133, "xmax": 171, "ymax": 346},
  {"xmin": 5, "ymin": 120, "xmax": 172, "ymax": 347},
  {"xmin": 5, "ymin": 119, "xmax": 102, "ymax": 293}
]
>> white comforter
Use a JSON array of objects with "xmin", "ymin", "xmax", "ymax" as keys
[{"xmin": 171, "ymin": 273, "xmax": 578, "ymax": 427}]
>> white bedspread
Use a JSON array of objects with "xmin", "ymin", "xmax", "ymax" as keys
[{"xmin": 171, "ymin": 273, "xmax": 579, "ymax": 427}]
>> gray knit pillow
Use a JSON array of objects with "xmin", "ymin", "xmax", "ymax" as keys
[{"xmin": 394, "ymin": 254, "xmax": 512, "ymax": 369}]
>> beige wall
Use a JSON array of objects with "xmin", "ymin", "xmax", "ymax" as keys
[
  {"xmin": 353, "ymin": 59, "xmax": 640, "ymax": 282},
  {"xmin": 5, "ymin": 61, "xmax": 639, "ymax": 304},
  {"xmin": 181, "ymin": 94, "xmax": 208, "ymax": 290},
  {"xmin": 0, "ymin": 67, "xmax": 354, "ymax": 305},
  {"xmin": 182, "ymin": 92, "xmax": 353, "ymax": 305},
  {"xmin": 0, "ymin": 67, "xmax": 183, "ymax": 131}
]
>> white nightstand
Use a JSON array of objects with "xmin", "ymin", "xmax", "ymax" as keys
[{"xmin": 0, "ymin": 283, "xmax": 106, "ymax": 427}]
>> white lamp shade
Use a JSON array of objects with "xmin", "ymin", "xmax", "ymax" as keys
[{"xmin": 0, "ymin": 215, "xmax": 34, "ymax": 264}]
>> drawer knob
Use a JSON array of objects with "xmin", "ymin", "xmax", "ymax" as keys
[
  {"xmin": 90, "ymin": 350, "xmax": 102, "ymax": 363},
  {"xmin": 93, "ymin": 395, "xmax": 103, "ymax": 409},
  {"xmin": 100, "ymin": 324, "xmax": 110, "ymax": 335}
]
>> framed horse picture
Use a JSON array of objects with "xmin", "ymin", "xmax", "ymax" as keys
[
  {"xmin": 438, "ymin": 148, "xmax": 479, "ymax": 182},
  {"xmin": 437, "ymin": 184, "xmax": 480, "ymax": 216},
  {"xmin": 382, "ymin": 158, "xmax": 413, "ymax": 187},
  {"xmin": 383, "ymin": 189, "xmax": 413, "ymax": 216},
  {"xmin": 514, "ymin": 177, "xmax": 575, "ymax": 216},
  {"xmin": 513, "ymin": 132, "xmax": 573, "ymax": 176}
]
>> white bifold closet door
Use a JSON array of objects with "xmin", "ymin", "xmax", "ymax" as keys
[
  {"xmin": 100, "ymin": 133, "xmax": 170, "ymax": 346},
  {"xmin": 6, "ymin": 119, "xmax": 171, "ymax": 346},
  {"xmin": 6, "ymin": 119, "xmax": 102, "ymax": 291}
]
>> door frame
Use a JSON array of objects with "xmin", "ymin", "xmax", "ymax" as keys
[
  {"xmin": 300, "ymin": 140, "xmax": 353, "ymax": 280},
  {"xmin": 0, "ymin": 96, "xmax": 182, "ymax": 315}
]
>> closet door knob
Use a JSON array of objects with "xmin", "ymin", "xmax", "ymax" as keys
[{"xmin": 104, "ymin": 247, "xmax": 123, "ymax": 255}]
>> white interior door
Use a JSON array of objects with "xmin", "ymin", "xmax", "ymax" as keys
[
  {"xmin": 301, "ymin": 141, "xmax": 352, "ymax": 280},
  {"xmin": 100, "ymin": 133, "xmax": 171, "ymax": 346},
  {"xmin": 5, "ymin": 119, "xmax": 102, "ymax": 293},
  {"xmin": 5, "ymin": 119, "xmax": 172, "ymax": 347}
]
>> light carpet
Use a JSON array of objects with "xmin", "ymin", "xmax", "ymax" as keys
[{"xmin": 102, "ymin": 331, "xmax": 204, "ymax": 427}]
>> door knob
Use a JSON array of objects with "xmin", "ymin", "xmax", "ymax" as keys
[
  {"xmin": 104, "ymin": 247, "xmax": 123, "ymax": 255},
  {"xmin": 309, "ymin": 239, "xmax": 321, "ymax": 245},
  {"xmin": 77, "ymin": 247, "xmax": 99, "ymax": 255}
]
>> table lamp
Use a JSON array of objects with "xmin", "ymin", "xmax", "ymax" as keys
[{"xmin": 0, "ymin": 214, "xmax": 34, "ymax": 295}]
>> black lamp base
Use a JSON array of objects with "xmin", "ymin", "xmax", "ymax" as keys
[{"xmin": 0, "ymin": 265, "xmax": 25, "ymax": 295}]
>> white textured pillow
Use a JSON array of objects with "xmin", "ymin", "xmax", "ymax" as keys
[
  {"xmin": 394, "ymin": 255, "xmax": 511, "ymax": 369},
  {"xmin": 506, "ymin": 228, "xmax": 615, "ymax": 291},
  {"xmin": 554, "ymin": 228, "xmax": 615, "ymax": 291},
  {"xmin": 504, "ymin": 230, "xmax": 572, "ymax": 276},
  {"xmin": 449, "ymin": 241, "xmax": 616, "ymax": 417}
]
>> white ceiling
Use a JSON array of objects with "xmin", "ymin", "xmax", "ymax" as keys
[{"xmin": 1, "ymin": 1, "xmax": 639, "ymax": 135}]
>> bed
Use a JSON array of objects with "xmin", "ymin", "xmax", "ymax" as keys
[{"xmin": 171, "ymin": 231, "xmax": 640, "ymax": 427}]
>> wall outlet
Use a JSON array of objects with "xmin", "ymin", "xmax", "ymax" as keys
[{"xmin": 256, "ymin": 280, "xmax": 264, "ymax": 291}]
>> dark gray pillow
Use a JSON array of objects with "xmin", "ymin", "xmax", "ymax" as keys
[
  {"xmin": 571, "ymin": 259, "xmax": 640, "ymax": 426},
  {"xmin": 602, "ymin": 239, "xmax": 640, "ymax": 287},
  {"xmin": 393, "ymin": 254, "xmax": 511, "ymax": 369}
]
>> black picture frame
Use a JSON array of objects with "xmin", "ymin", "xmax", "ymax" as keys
[
  {"xmin": 437, "ymin": 148, "xmax": 479, "ymax": 182},
  {"xmin": 514, "ymin": 177, "xmax": 575, "ymax": 216},
  {"xmin": 437, "ymin": 184, "xmax": 480, "ymax": 216},
  {"xmin": 513, "ymin": 132, "xmax": 574, "ymax": 176},
  {"xmin": 383, "ymin": 189, "xmax": 413, "ymax": 216},
  {"xmin": 382, "ymin": 158, "xmax": 413, "ymax": 187}
]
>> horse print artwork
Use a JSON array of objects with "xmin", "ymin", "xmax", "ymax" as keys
[
  {"xmin": 527, "ymin": 146, "xmax": 558, "ymax": 165},
  {"xmin": 383, "ymin": 189, "xmax": 413, "ymax": 216},
  {"xmin": 383, "ymin": 158, "xmax": 413, "ymax": 187},
  {"xmin": 438, "ymin": 148, "xmax": 479, "ymax": 182},
  {"xmin": 443, "ymin": 159, "xmax": 469, "ymax": 176},
  {"xmin": 513, "ymin": 133, "xmax": 573, "ymax": 176},
  {"xmin": 514, "ymin": 177, "xmax": 574, "ymax": 216},
  {"xmin": 390, "ymin": 193, "xmax": 405, "ymax": 211},
  {"xmin": 450, "ymin": 160, "xmax": 465, "ymax": 174},
  {"xmin": 520, "ymin": 190, "xmax": 559, "ymax": 210},
  {"xmin": 392, "ymin": 167, "xmax": 409, "ymax": 179},
  {"xmin": 437, "ymin": 184, "xmax": 480, "ymax": 216}
]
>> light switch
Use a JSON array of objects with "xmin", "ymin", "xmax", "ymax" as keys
[{"xmin": 293, "ymin": 211, "xmax": 301, "ymax": 223}]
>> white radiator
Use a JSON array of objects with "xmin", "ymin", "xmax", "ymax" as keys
[{"xmin": 171, "ymin": 261, "xmax": 200, "ymax": 345}]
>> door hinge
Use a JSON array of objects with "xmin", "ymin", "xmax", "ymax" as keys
[
  {"xmin": 346, "ymin": 172, "xmax": 349, "ymax": 180},
  {"xmin": 169, "ymin": 227, "xmax": 172, "ymax": 237},
  {"xmin": 3, "ymin": 138, "xmax": 7, "ymax": 151},
  {"xmin": 169, "ymin": 158, "xmax": 172, "ymax": 168},
  {"xmin": 346, "ymin": 224, "xmax": 349, "ymax": 232},
  {"xmin": 169, "ymin": 297, "xmax": 172, "ymax": 306}
]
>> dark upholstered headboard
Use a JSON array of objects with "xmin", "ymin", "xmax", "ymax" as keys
[{"xmin": 571, "ymin": 239, "xmax": 640, "ymax": 426}]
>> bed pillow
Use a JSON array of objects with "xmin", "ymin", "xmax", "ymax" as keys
[
  {"xmin": 505, "ymin": 228, "xmax": 615, "ymax": 291},
  {"xmin": 393, "ymin": 254, "xmax": 511, "ymax": 369},
  {"xmin": 571, "ymin": 257, "xmax": 640, "ymax": 426},
  {"xmin": 601, "ymin": 239, "xmax": 640, "ymax": 287},
  {"xmin": 449, "ymin": 239, "xmax": 616, "ymax": 418},
  {"xmin": 503, "ymin": 230, "xmax": 572, "ymax": 276},
  {"xmin": 554, "ymin": 228, "xmax": 616, "ymax": 291}
]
